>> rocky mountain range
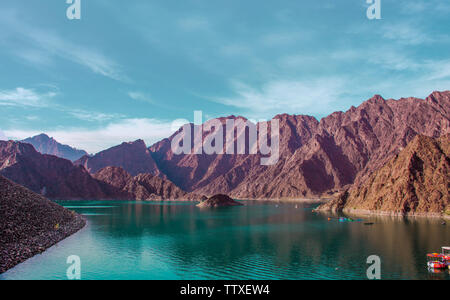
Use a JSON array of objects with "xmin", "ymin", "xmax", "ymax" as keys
[
  {"xmin": 0, "ymin": 140, "xmax": 200, "ymax": 201},
  {"xmin": 0, "ymin": 141, "xmax": 129, "ymax": 200},
  {"xmin": 4, "ymin": 90, "xmax": 450, "ymax": 204},
  {"xmin": 75, "ymin": 139, "xmax": 162, "ymax": 177},
  {"xmin": 22, "ymin": 134, "xmax": 88, "ymax": 162},
  {"xmin": 149, "ymin": 91, "xmax": 450, "ymax": 199},
  {"xmin": 316, "ymin": 134, "xmax": 450, "ymax": 218}
]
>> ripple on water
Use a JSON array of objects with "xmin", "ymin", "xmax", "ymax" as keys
[{"xmin": 1, "ymin": 201, "xmax": 448, "ymax": 280}]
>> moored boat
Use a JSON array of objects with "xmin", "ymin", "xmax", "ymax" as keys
[
  {"xmin": 442, "ymin": 247, "xmax": 450, "ymax": 269},
  {"xmin": 427, "ymin": 247, "xmax": 450, "ymax": 269}
]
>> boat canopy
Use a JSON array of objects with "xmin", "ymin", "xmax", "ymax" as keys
[{"xmin": 427, "ymin": 253, "xmax": 442, "ymax": 258}]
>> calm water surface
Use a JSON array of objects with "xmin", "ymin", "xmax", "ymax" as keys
[{"xmin": 1, "ymin": 201, "xmax": 449, "ymax": 280}]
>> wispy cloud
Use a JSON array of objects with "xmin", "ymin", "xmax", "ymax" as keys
[
  {"xmin": 0, "ymin": 87, "xmax": 56, "ymax": 107},
  {"xmin": 5, "ymin": 118, "xmax": 176, "ymax": 154},
  {"xmin": 0, "ymin": 11, "xmax": 126, "ymax": 81},
  {"xmin": 128, "ymin": 91, "xmax": 156, "ymax": 104},
  {"xmin": 28, "ymin": 30, "xmax": 126, "ymax": 81},
  {"xmin": 381, "ymin": 22, "xmax": 433, "ymax": 45},
  {"xmin": 0, "ymin": 129, "xmax": 7, "ymax": 141},
  {"xmin": 0, "ymin": 85, "xmax": 127, "ymax": 123},
  {"xmin": 15, "ymin": 49, "xmax": 53, "ymax": 66},
  {"xmin": 178, "ymin": 16, "xmax": 210, "ymax": 32},
  {"xmin": 424, "ymin": 60, "xmax": 450, "ymax": 81},
  {"xmin": 260, "ymin": 31, "xmax": 311, "ymax": 47},
  {"xmin": 399, "ymin": 0, "xmax": 450, "ymax": 15},
  {"xmin": 66, "ymin": 108, "xmax": 125, "ymax": 122},
  {"xmin": 214, "ymin": 78, "xmax": 346, "ymax": 119}
]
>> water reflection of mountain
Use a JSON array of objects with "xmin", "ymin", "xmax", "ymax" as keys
[{"xmin": 81, "ymin": 201, "xmax": 449, "ymax": 279}]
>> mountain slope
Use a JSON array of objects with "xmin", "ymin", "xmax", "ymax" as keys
[
  {"xmin": 0, "ymin": 141, "xmax": 128, "ymax": 200},
  {"xmin": 316, "ymin": 134, "xmax": 450, "ymax": 218},
  {"xmin": 94, "ymin": 166, "xmax": 200, "ymax": 201},
  {"xmin": 22, "ymin": 134, "xmax": 87, "ymax": 162},
  {"xmin": 75, "ymin": 140, "xmax": 162, "ymax": 177},
  {"xmin": 150, "ymin": 114, "xmax": 320, "ymax": 194},
  {"xmin": 246, "ymin": 91, "xmax": 450, "ymax": 199},
  {"xmin": 0, "ymin": 175, "xmax": 86, "ymax": 273}
]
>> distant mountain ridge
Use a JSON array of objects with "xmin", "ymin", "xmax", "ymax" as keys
[
  {"xmin": 75, "ymin": 139, "xmax": 163, "ymax": 177},
  {"xmin": 0, "ymin": 140, "xmax": 198, "ymax": 201},
  {"xmin": 22, "ymin": 134, "xmax": 88, "ymax": 162},
  {"xmin": 2, "ymin": 90, "xmax": 449, "ymax": 203},
  {"xmin": 0, "ymin": 140, "xmax": 126, "ymax": 200}
]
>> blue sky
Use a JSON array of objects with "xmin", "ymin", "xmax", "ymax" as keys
[{"xmin": 0, "ymin": 0, "xmax": 449, "ymax": 153}]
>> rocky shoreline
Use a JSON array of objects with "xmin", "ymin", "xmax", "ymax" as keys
[
  {"xmin": 0, "ymin": 214, "xmax": 86, "ymax": 274},
  {"xmin": 315, "ymin": 205, "xmax": 450, "ymax": 220},
  {"xmin": 315, "ymin": 135, "xmax": 450, "ymax": 220},
  {"xmin": 0, "ymin": 175, "xmax": 86, "ymax": 274}
]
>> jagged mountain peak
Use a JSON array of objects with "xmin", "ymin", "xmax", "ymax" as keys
[{"xmin": 21, "ymin": 134, "xmax": 88, "ymax": 162}]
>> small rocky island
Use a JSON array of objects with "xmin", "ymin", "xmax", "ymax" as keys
[
  {"xmin": 0, "ymin": 175, "xmax": 86, "ymax": 274},
  {"xmin": 197, "ymin": 194, "xmax": 243, "ymax": 208}
]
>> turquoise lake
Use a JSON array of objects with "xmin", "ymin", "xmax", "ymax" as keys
[{"xmin": 1, "ymin": 201, "xmax": 449, "ymax": 280}]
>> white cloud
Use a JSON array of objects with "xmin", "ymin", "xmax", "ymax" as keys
[
  {"xmin": 261, "ymin": 32, "xmax": 310, "ymax": 47},
  {"xmin": 5, "ymin": 118, "xmax": 176, "ymax": 154},
  {"xmin": 178, "ymin": 17, "xmax": 210, "ymax": 32},
  {"xmin": 15, "ymin": 49, "xmax": 53, "ymax": 66},
  {"xmin": 128, "ymin": 91, "xmax": 155, "ymax": 104},
  {"xmin": 425, "ymin": 60, "xmax": 450, "ymax": 81},
  {"xmin": 0, "ymin": 12, "xmax": 126, "ymax": 81},
  {"xmin": 25, "ymin": 116, "xmax": 40, "ymax": 121},
  {"xmin": 30, "ymin": 31, "xmax": 126, "ymax": 81},
  {"xmin": 399, "ymin": 0, "xmax": 450, "ymax": 15},
  {"xmin": 66, "ymin": 108, "xmax": 125, "ymax": 122},
  {"xmin": 366, "ymin": 48, "xmax": 420, "ymax": 71},
  {"xmin": 0, "ymin": 87, "xmax": 56, "ymax": 107},
  {"xmin": 381, "ymin": 23, "xmax": 432, "ymax": 45},
  {"xmin": 214, "ymin": 78, "xmax": 346, "ymax": 119},
  {"xmin": 0, "ymin": 86, "xmax": 124, "ymax": 122},
  {"xmin": 0, "ymin": 129, "xmax": 7, "ymax": 141}
]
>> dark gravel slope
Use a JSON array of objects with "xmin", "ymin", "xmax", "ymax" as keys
[{"xmin": 0, "ymin": 175, "xmax": 86, "ymax": 274}]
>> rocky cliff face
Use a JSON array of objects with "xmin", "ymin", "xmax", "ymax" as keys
[
  {"xmin": 150, "ymin": 114, "xmax": 320, "ymax": 196},
  {"xmin": 75, "ymin": 139, "xmax": 162, "ymax": 177},
  {"xmin": 149, "ymin": 91, "xmax": 450, "ymax": 199},
  {"xmin": 0, "ymin": 141, "xmax": 127, "ymax": 200},
  {"xmin": 317, "ymin": 135, "xmax": 450, "ymax": 218},
  {"xmin": 94, "ymin": 166, "xmax": 200, "ymax": 201},
  {"xmin": 22, "ymin": 134, "xmax": 87, "ymax": 162},
  {"xmin": 0, "ymin": 175, "xmax": 86, "ymax": 273}
]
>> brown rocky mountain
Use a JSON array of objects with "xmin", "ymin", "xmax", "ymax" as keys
[
  {"xmin": 94, "ymin": 166, "xmax": 200, "ymax": 201},
  {"xmin": 75, "ymin": 139, "xmax": 162, "ymax": 177},
  {"xmin": 3, "ymin": 91, "xmax": 448, "ymax": 202},
  {"xmin": 150, "ymin": 114, "xmax": 320, "ymax": 195},
  {"xmin": 149, "ymin": 91, "xmax": 450, "ymax": 199},
  {"xmin": 0, "ymin": 175, "xmax": 86, "ymax": 273},
  {"xmin": 0, "ymin": 141, "xmax": 128, "ymax": 200},
  {"xmin": 22, "ymin": 134, "xmax": 88, "ymax": 162},
  {"xmin": 316, "ymin": 135, "xmax": 450, "ymax": 218}
]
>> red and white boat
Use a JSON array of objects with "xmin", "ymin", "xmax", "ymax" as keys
[{"xmin": 427, "ymin": 247, "xmax": 450, "ymax": 269}]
